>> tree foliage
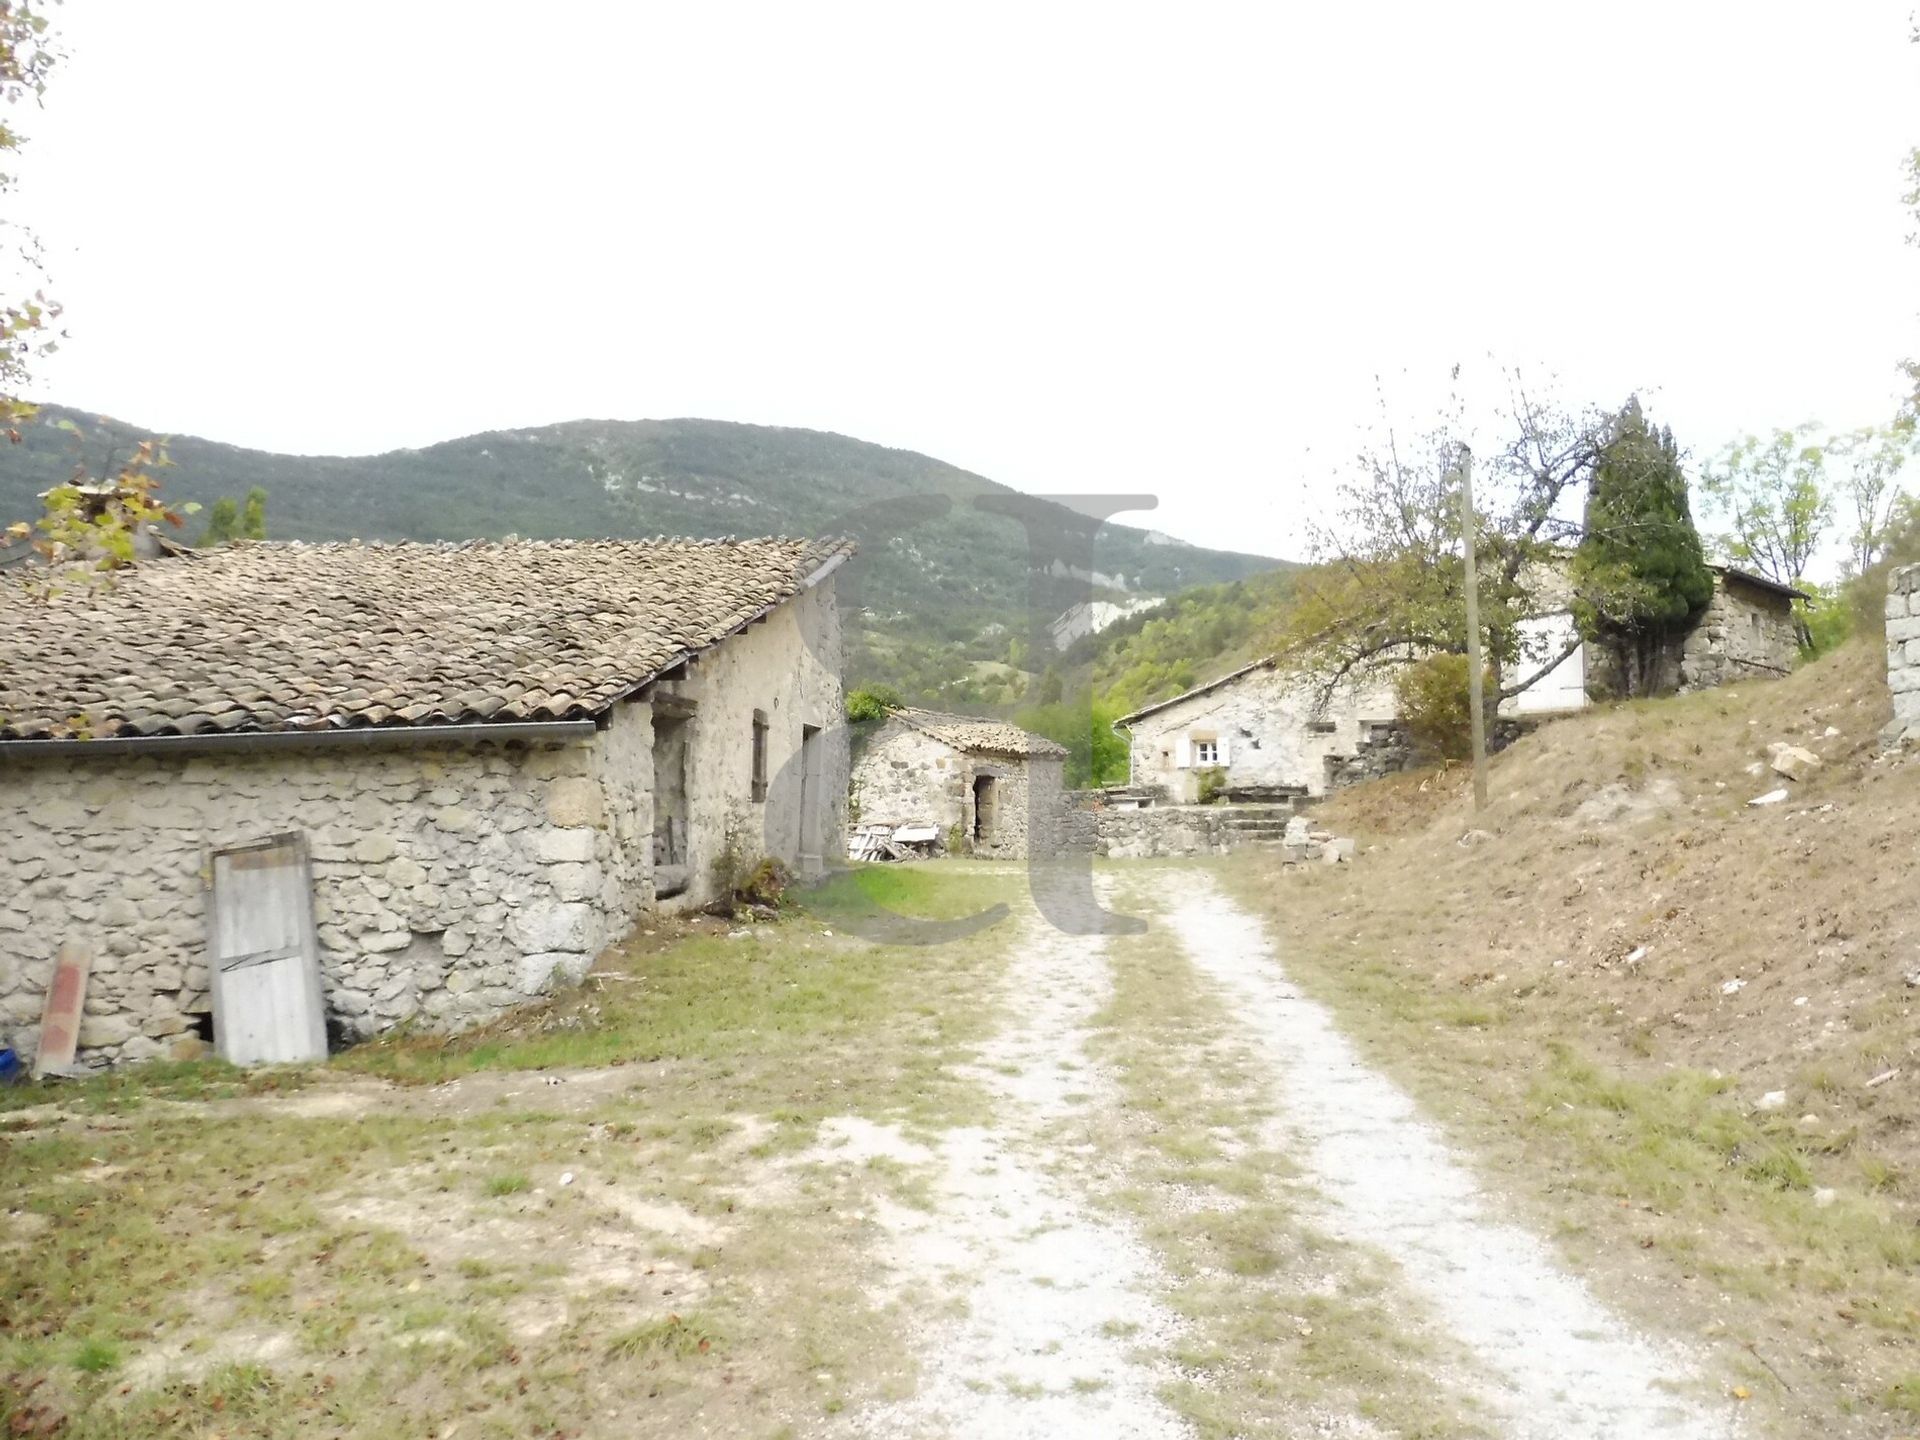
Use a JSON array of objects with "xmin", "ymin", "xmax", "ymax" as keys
[
  {"xmin": 1280, "ymin": 373, "xmax": 1608, "ymax": 719},
  {"xmin": 843, "ymin": 683, "xmax": 903, "ymax": 723},
  {"xmin": 200, "ymin": 485, "xmax": 268, "ymax": 546},
  {"xmin": 6, "ymin": 436, "xmax": 191, "ymax": 586},
  {"xmin": 1013, "ymin": 697, "xmax": 1128, "ymax": 788},
  {"xmin": 1392, "ymin": 653, "xmax": 1480, "ymax": 761},
  {"xmin": 1699, "ymin": 428, "xmax": 1833, "ymax": 588},
  {"xmin": 1571, "ymin": 399, "xmax": 1713, "ymax": 695},
  {"xmin": 0, "ymin": 0, "xmax": 58, "ymax": 441}
]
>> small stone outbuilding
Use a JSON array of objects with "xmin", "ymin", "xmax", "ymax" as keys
[
  {"xmin": 850, "ymin": 708, "xmax": 1066, "ymax": 859},
  {"xmin": 0, "ymin": 535, "xmax": 852, "ymax": 1069}
]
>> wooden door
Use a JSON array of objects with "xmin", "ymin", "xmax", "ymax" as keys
[{"xmin": 209, "ymin": 834, "xmax": 328, "ymax": 1066}]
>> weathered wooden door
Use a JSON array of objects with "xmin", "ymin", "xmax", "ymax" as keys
[{"xmin": 209, "ymin": 834, "xmax": 328, "ymax": 1066}]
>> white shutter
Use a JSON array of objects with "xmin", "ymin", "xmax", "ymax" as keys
[
  {"xmin": 1216, "ymin": 735, "xmax": 1231, "ymax": 765},
  {"xmin": 1175, "ymin": 735, "xmax": 1192, "ymax": 769}
]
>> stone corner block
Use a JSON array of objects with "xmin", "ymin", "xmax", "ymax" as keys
[
  {"xmin": 509, "ymin": 900, "xmax": 595, "ymax": 954},
  {"xmin": 531, "ymin": 828, "xmax": 598, "ymax": 864},
  {"xmin": 545, "ymin": 776, "xmax": 606, "ymax": 829}
]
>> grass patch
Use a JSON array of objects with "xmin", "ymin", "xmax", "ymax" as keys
[
  {"xmin": 606, "ymin": 1312, "xmax": 719, "ymax": 1360},
  {"xmin": 483, "ymin": 1173, "xmax": 531, "ymax": 1197}
]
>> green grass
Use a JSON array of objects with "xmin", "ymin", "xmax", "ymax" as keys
[
  {"xmin": 0, "ymin": 863, "xmax": 1027, "ymax": 1440},
  {"xmin": 606, "ymin": 1312, "xmax": 720, "ymax": 1361}
]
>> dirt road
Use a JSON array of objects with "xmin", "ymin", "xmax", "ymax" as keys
[{"xmin": 843, "ymin": 869, "xmax": 1742, "ymax": 1439}]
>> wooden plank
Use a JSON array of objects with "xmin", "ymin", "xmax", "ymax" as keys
[{"xmin": 31, "ymin": 942, "xmax": 91, "ymax": 1078}]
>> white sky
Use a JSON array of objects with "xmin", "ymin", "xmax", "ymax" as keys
[{"xmin": 11, "ymin": 2, "xmax": 1919, "ymax": 562}]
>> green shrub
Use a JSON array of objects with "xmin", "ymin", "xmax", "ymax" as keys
[
  {"xmin": 1195, "ymin": 766, "xmax": 1228, "ymax": 804},
  {"xmin": 844, "ymin": 685, "xmax": 903, "ymax": 723},
  {"xmin": 1392, "ymin": 654, "xmax": 1487, "ymax": 762}
]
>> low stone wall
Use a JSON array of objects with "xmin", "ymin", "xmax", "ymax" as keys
[
  {"xmin": 1058, "ymin": 795, "xmax": 1303, "ymax": 859},
  {"xmin": 1887, "ymin": 563, "xmax": 1920, "ymax": 744}
]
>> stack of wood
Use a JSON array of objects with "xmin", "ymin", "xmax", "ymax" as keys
[{"xmin": 848, "ymin": 823, "xmax": 941, "ymax": 862}]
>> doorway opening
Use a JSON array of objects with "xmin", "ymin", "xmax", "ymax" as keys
[
  {"xmin": 798, "ymin": 724, "xmax": 823, "ymax": 874},
  {"xmin": 652, "ymin": 703, "xmax": 694, "ymax": 898},
  {"xmin": 972, "ymin": 774, "xmax": 998, "ymax": 842}
]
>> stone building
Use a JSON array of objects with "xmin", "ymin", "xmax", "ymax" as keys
[
  {"xmin": 1671, "ymin": 566, "xmax": 1806, "ymax": 688},
  {"xmin": 0, "ymin": 536, "xmax": 852, "ymax": 1069},
  {"xmin": 849, "ymin": 708, "xmax": 1066, "ymax": 859},
  {"xmin": 1116, "ymin": 662, "xmax": 1399, "ymax": 803}
]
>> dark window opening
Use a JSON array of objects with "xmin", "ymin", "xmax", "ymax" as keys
[
  {"xmin": 751, "ymin": 709, "xmax": 769, "ymax": 803},
  {"xmin": 190, "ymin": 1011, "xmax": 215, "ymax": 1044},
  {"xmin": 1307, "ymin": 720, "xmax": 1338, "ymax": 734}
]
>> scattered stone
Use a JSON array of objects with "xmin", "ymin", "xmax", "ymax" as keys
[
  {"xmin": 1322, "ymin": 837, "xmax": 1357, "ymax": 865},
  {"xmin": 1906, "ymin": 970, "xmax": 1920, "ymax": 989},
  {"xmin": 1813, "ymin": 1187, "xmax": 1838, "ymax": 1208},
  {"xmin": 1865, "ymin": 1068, "xmax": 1901, "ymax": 1089},
  {"xmin": 1823, "ymin": 725, "xmax": 1842, "ymax": 739},
  {"xmin": 1458, "ymin": 829, "xmax": 1495, "ymax": 847},
  {"xmin": 1793, "ymin": 996, "xmax": 1809, "ymax": 1007},
  {"xmin": 1747, "ymin": 789, "xmax": 1790, "ymax": 807},
  {"xmin": 1754, "ymin": 1090, "xmax": 1788, "ymax": 1112},
  {"xmin": 1767, "ymin": 743, "xmax": 1823, "ymax": 782},
  {"xmin": 1625, "ymin": 946, "xmax": 1649, "ymax": 966},
  {"xmin": 1720, "ymin": 978, "xmax": 1746, "ymax": 995}
]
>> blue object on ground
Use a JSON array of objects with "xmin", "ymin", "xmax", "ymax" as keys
[{"xmin": 0, "ymin": 1047, "xmax": 22, "ymax": 1085}]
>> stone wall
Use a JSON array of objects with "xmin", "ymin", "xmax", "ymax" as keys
[
  {"xmin": 1325, "ymin": 720, "xmax": 1414, "ymax": 791},
  {"xmin": 1887, "ymin": 563, "xmax": 1920, "ymax": 745},
  {"xmin": 1675, "ymin": 576, "xmax": 1799, "ymax": 690},
  {"xmin": 648, "ymin": 581, "xmax": 847, "ymax": 905},
  {"xmin": 0, "ymin": 727, "xmax": 646, "ymax": 1070},
  {"xmin": 1059, "ymin": 794, "xmax": 1303, "ymax": 859},
  {"xmin": 1126, "ymin": 665, "xmax": 1399, "ymax": 802}
]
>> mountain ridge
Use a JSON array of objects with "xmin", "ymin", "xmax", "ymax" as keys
[{"xmin": 1, "ymin": 404, "xmax": 1294, "ymax": 703}]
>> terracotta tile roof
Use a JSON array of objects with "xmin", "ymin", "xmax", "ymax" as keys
[
  {"xmin": 0, "ymin": 536, "xmax": 853, "ymax": 741},
  {"xmin": 891, "ymin": 707, "xmax": 1068, "ymax": 758}
]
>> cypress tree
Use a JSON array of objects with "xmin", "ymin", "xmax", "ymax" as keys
[{"xmin": 1573, "ymin": 398, "xmax": 1714, "ymax": 696}]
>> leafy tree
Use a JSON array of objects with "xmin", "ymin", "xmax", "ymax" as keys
[
  {"xmin": 200, "ymin": 495, "xmax": 239, "ymax": 546},
  {"xmin": 1014, "ymin": 697, "xmax": 1128, "ymax": 788},
  {"xmin": 1825, "ymin": 425, "xmax": 1913, "ymax": 577},
  {"xmin": 1282, "ymin": 373, "xmax": 1609, "ymax": 725},
  {"xmin": 1570, "ymin": 399, "xmax": 1713, "ymax": 696},
  {"xmin": 240, "ymin": 485, "xmax": 268, "ymax": 540},
  {"xmin": 1034, "ymin": 665, "xmax": 1065, "ymax": 706},
  {"xmin": 844, "ymin": 683, "xmax": 903, "ymax": 723},
  {"xmin": 1700, "ymin": 428, "xmax": 1833, "ymax": 588}
]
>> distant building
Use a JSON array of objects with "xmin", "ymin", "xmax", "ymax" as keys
[
  {"xmin": 1118, "ymin": 566, "xmax": 1805, "ymax": 799},
  {"xmin": 1116, "ymin": 663, "xmax": 1399, "ymax": 803},
  {"xmin": 0, "ymin": 536, "xmax": 852, "ymax": 1070},
  {"xmin": 850, "ymin": 708, "xmax": 1066, "ymax": 859}
]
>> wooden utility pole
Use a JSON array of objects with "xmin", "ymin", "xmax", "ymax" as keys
[{"xmin": 1458, "ymin": 445, "xmax": 1489, "ymax": 812}]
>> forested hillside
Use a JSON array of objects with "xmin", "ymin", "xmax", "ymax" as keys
[
  {"xmin": 2, "ymin": 405, "xmax": 1286, "ymax": 702},
  {"xmin": 1069, "ymin": 567, "xmax": 1301, "ymax": 715}
]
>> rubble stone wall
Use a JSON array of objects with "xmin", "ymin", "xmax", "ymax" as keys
[
  {"xmin": 0, "ymin": 723, "xmax": 649, "ymax": 1070},
  {"xmin": 1677, "ymin": 579, "xmax": 1799, "ymax": 690},
  {"xmin": 1887, "ymin": 563, "xmax": 1920, "ymax": 744}
]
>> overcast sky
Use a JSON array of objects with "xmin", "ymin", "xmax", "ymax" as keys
[{"xmin": 10, "ymin": 3, "xmax": 1918, "ymax": 562}]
